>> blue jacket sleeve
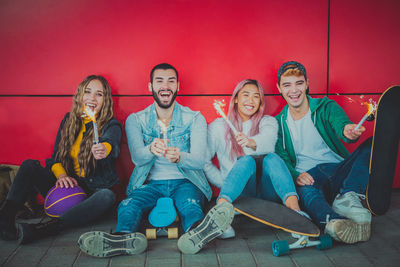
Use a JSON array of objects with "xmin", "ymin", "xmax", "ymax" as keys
[
  {"xmin": 177, "ymin": 112, "xmax": 207, "ymax": 170},
  {"xmin": 125, "ymin": 113, "xmax": 155, "ymax": 167}
]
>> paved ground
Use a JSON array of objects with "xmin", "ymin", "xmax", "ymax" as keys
[{"xmin": 1, "ymin": 191, "xmax": 400, "ymax": 267}]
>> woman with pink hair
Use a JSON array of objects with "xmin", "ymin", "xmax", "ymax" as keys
[{"xmin": 204, "ymin": 79, "xmax": 306, "ymax": 238}]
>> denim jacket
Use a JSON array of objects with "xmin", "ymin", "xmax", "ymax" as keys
[{"xmin": 125, "ymin": 102, "xmax": 212, "ymax": 200}]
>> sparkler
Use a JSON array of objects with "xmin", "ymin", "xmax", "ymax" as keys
[
  {"xmin": 83, "ymin": 105, "xmax": 99, "ymax": 144},
  {"xmin": 335, "ymin": 94, "xmax": 377, "ymax": 131},
  {"xmin": 354, "ymin": 100, "xmax": 377, "ymax": 131},
  {"xmin": 213, "ymin": 100, "xmax": 238, "ymax": 134},
  {"xmin": 157, "ymin": 119, "xmax": 168, "ymax": 145}
]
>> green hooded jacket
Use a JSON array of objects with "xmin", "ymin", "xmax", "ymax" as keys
[{"xmin": 275, "ymin": 96, "xmax": 357, "ymax": 181}]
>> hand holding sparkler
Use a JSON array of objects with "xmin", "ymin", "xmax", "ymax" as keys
[
  {"xmin": 149, "ymin": 119, "xmax": 168, "ymax": 157},
  {"xmin": 91, "ymin": 143, "xmax": 107, "ymax": 160},
  {"xmin": 213, "ymin": 100, "xmax": 238, "ymax": 135},
  {"xmin": 149, "ymin": 139, "xmax": 167, "ymax": 157},
  {"xmin": 83, "ymin": 105, "xmax": 99, "ymax": 144}
]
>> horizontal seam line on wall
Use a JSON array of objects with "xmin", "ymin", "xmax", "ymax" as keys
[{"xmin": 0, "ymin": 93, "xmax": 384, "ymax": 97}]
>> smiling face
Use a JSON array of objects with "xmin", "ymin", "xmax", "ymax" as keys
[
  {"xmin": 82, "ymin": 79, "xmax": 104, "ymax": 114},
  {"xmin": 277, "ymin": 75, "xmax": 309, "ymax": 110},
  {"xmin": 149, "ymin": 68, "xmax": 179, "ymax": 109},
  {"xmin": 235, "ymin": 83, "xmax": 261, "ymax": 121}
]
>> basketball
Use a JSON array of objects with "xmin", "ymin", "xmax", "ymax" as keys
[{"xmin": 44, "ymin": 185, "xmax": 87, "ymax": 217}]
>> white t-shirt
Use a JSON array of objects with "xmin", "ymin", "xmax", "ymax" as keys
[
  {"xmin": 148, "ymin": 155, "xmax": 186, "ymax": 181},
  {"xmin": 287, "ymin": 109, "xmax": 343, "ymax": 173},
  {"xmin": 204, "ymin": 116, "xmax": 278, "ymax": 188}
]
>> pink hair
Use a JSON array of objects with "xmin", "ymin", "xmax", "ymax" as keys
[{"xmin": 224, "ymin": 79, "xmax": 265, "ymax": 160}]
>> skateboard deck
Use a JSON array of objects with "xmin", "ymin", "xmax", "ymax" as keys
[
  {"xmin": 366, "ymin": 86, "xmax": 400, "ymax": 215},
  {"xmin": 234, "ymin": 197, "xmax": 332, "ymax": 256}
]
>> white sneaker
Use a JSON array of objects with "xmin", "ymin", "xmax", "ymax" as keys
[
  {"xmin": 325, "ymin": 219, "xmax": 357, "ymax": 243},
  {"xmin": 332, "ymin": 191, "xmax": 371, "ymax": 224},
  {"xmin": 218, "ymin": 225, "xmax": 235, "ymax": 239}
]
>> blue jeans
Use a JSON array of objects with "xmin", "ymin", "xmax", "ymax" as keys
[
  {"xmin": 218, "ymin": 153, "xmax": 298, "ymax": 204},
  {"xmin": 297, "ymin": 137, "xmax": 372, "ymax": 228},
  {"xmin": 116, "ymin": 179, "xmax": 205, "ymax": 233}
]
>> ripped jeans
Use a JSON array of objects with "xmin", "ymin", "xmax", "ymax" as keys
[
  {"xmin": 297, "ymin": 137, "xmax": 372, "ymax": 229},
  {"xmin": 116, "ymin": 179, "xmax": 205, "ymax": 233}
]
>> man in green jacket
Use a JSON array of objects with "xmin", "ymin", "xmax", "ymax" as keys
[{"xmin": 275, "ymin": 61, "xmax": 372, "ymax": 244}]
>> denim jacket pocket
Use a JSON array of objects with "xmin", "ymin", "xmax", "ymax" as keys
[{"xmin": 169, "ymin": 132, "xmax": 190, "ymax": 152}]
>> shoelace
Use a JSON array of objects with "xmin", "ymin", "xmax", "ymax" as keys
[
  {"xmin": 321, "ymin": 214, "xmax": 331, "ymax": 225},
  {"xmin": 346, "ymin": 192, "xmax": 366, "ymax": 208}
]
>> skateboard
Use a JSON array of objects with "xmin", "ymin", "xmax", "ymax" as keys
[
  {"xmin": 144, "ymin": 197, "xmax": 179, "ymax": 239},
  {"xmin": 234, "ymin": 197, "xmax": 332, "ymax": 256},
  {"xmin": 366, "ymin": 86, "xmax": 400, "ymax": 215}
]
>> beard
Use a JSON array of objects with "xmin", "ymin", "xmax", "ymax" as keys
[{"xmin": 152, "ymin": 87, "xmax": 178, "ymax": 109}]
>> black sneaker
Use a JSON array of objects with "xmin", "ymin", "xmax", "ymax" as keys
[
  {"xmin": 18, "ymin": 218, "xmax": 60, "ymax": 244},
  {"xmin": 177, "ymin": 202, "xmax": 234, "ymax": 254},
  {"xmin": 77, "ymin": 231, "xmax": 147, "ymax": 258},
  {"xmin": 0, "ymin": 200, "xmax": 19, "ymax": 241},
  {"xmin": 0, "ymin": 219, "xmax": 18, "ymax": 240}
]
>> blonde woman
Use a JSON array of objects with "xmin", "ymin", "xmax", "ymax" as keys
[{"xmin": 0, "ymin": 75, "xmax": 122, "ymax": 244}]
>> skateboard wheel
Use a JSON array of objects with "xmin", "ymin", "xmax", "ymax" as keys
[
  {"xmin": 146, "ymin": 228, "xmax": 156, "ymax": 240},
  {"xmin": 316, "ymin": 234, "xmax": 332, "ymax": 250},
  {"xmin": 168, "ymin": 227, "xmax": 179, "ymax": 239},
  {"xmin": 272, "ymin": 240, "xmax": 289, "ymax": 256}
]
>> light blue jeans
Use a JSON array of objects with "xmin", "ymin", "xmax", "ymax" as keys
[
  {"xmin": 218, "ymin": 153, "xmax": 298, "ymax": 204},
  {"xmin": 116, "ymin": 179, "xmax": 205, "ymax": 233}
]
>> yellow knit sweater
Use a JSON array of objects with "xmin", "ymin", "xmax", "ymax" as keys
[{"xmin": 51, "ymin": 117, "xmax": 111, "ymax": 178}]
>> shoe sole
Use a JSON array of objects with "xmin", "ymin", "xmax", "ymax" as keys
[
  {"xmin": 357, "ymin": 223, "xmax": 371, "ymax": 242},
  {"xmin": 334, "ymin": 220, "xmax": 370, "ymax": 244},
  {"xmin": 177, "ymin": 202, "xmax": 234, "ymax": 254},
  {"xmin": 77, "ymin": 231, "xmax": 147, "ymax": 257},
  {"xmin": 17, "ymin": 223, "xmax": 31, "ymax": 244}
]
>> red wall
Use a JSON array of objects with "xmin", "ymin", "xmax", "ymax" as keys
[{"xmin": 1, "ymin": 0, "xmax": 399, "ymax": 189}]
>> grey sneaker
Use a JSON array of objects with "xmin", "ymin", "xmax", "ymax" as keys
[
  {"xmin": 325, "ymin": 218, "xmax": 370, "ymax": 244},
  {"xmin": 332, "ymin": 191, "xmax": 372, "ymax": 224},
  {"xmin": 77, "ymin": 231, "xmax": 147, "ymax": 257},
  {"xmin": 177, "ymin": 202, "xmax": 234, "ymax": 254}
]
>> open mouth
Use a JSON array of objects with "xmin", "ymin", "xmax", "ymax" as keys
[
  {"xmin": 288, "ymin": 94, "xmax": 301, "ymax": 102},
  {"xmin": 158, "ymin": 90, "xmax": 173, "ymax": 102},
  {"xmin": 244, "ymin": 104, "xmax": 255, "ymax": 111},
  {"xmin": 85, "ymin": 103, "xmax": 96, "ymax": 112}
]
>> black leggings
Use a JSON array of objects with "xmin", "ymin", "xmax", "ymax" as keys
[{"xmin": 7, "ymin": 159, "xmax": 116, "ymax": 228}]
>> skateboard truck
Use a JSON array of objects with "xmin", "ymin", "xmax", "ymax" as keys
[{"xmin": 272, "ymin": 233, "xmax": 332, "ymax": 256}]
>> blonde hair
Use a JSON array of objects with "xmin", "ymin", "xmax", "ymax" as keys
[
  {"xmin": 56, "ymin": 75, "xmax": 114, "ymax": 176},
  {"xmin": 281, "ymin": 68, "xmax": 304, "ymax": 78}
]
